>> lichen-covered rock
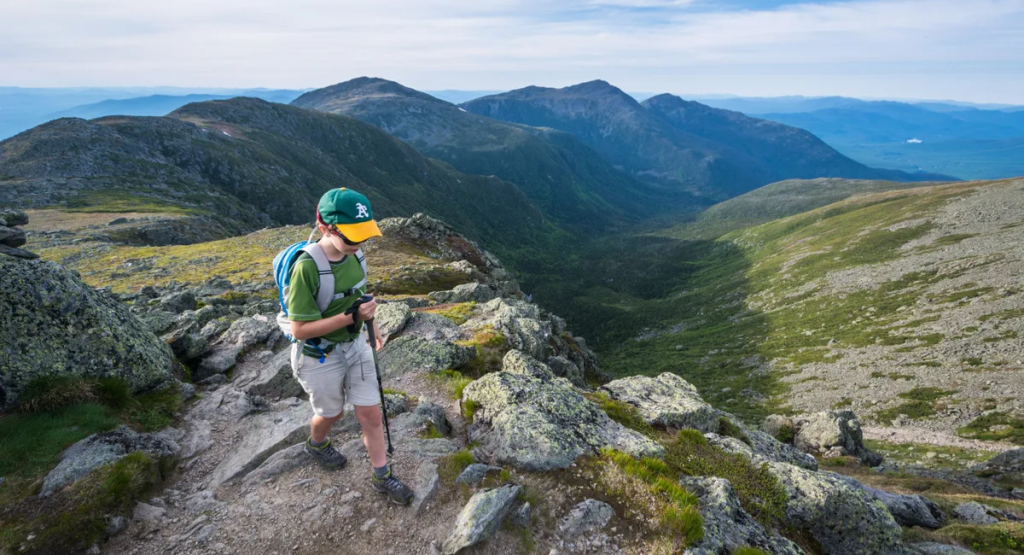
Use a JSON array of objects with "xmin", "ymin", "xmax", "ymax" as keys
[
  {"xmin": 831, "ymin": 473, "xmax": 946, "ymax": 529},
  {"xmin": 379, "ymin": 335, "xmax": 473, "ymax": 378},
  {"xmin": 390, "ymin": 400, "xmax": 450, "ymax": 439},
  {"xmin": 157, "ymin": 291, "xmax": 197, "ymax": 314},
  {"xmin": 0, "ymin": 225, "xmax": 27, "ymax": 248},
  {"xmin": 762, "ymin": 414, "xmax": 796, "ymax": 440},
  {"xmin": 794, "ymin": 410, "xmax": 882, "ymax": 466},
  {"xmin": 163, "ymin": 324, "xmax": 210, "ymax": 362},
  {"xmin": 441, "ymin": 484, "xmax": 522, "ymax": 555},
  {"xmin": 140, "ymin": 310, "xmax": 177, "ymax": 335},
  {"xmin": 972, "ymin": 448, "xmax": 1024, "ymax": 477},
  {"xmin": 40, "ymin": 425, "xmax": 180, "ymax": 497},
  {"xmin": 502, "ymin": 350, "xmax": 557, "ymax": 382},
  {"xmin": 238, "ymin": 349, "xmax": 304, "ymax": 401},
  {"xmin": 558, "ymin": 499, "xmax": 615, "ymax": 538},
  {"xmin": 463, "ymin": 371, "xmax": 663, "ymax": 471},
  {"xmin": 375, "ymin": 302, "xmax": 411, "ymax": 340},
  {"xmin": 195, "ymin": 315, "xmax": 277, "ymax": 379},
  {"xmin": 767, "ymin": 462, "xmax": 912, "ymax": 555},
  {"xmin": 546, "ymin": 355, "xmax": 585, "ymax": 387},
  {"xmin": 456, "ymin": 464, "xmax": 501, "ymax": 485},
  {"xmin": 0, "ymin": 256, "xmax": 173, "ymax": 410},
  {"xmin": 0, "ymin": 208, "xmax": 29, "ymax": 227},
  {"xmin": 680, "ymin": 476, "xmax": 803, "ymax": 555},
  {"xmin": 429, "ymin": 283, "xmax": 498, "ymax": 304},
  {"xmin": 398, "ymin": 312, "xmax": 464, "ymax": 343},
  {"xmin": 707, "ymin": 430, "xmax": 819, "ymax": 471},
  {"xmin": 479, "ymin": 298, "xmax": 551, "ymax": 361},
  {"xmin": 952, "ymin": 502, "xmax": 1000, "ymax": 525},
  {"xmin": 601, "ymin": 373, "xmax": 721, "ymax": 432}
]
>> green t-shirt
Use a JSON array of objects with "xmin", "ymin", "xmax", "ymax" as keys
[{"xmin": 284, "ymin": 251, "xmax": 366, "ymax": 344}]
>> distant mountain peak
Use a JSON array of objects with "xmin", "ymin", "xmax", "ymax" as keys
[{"xmin": 292, "ymin": 77, "xmax": 444, "ymax": 109}]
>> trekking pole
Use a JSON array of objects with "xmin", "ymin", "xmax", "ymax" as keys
[{"xmin": 350, "ymin": 295, "xmax": 395, "ymax": 457}]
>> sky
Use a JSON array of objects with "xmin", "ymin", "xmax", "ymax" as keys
[{"xmin": 1, "ymin": 0, "xmax": 1023, "ymax": 103}]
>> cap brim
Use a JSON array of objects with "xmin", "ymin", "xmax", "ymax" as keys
[{"xmin": 335, "ymin": 219, "xmax": 382, "ymax": 243}]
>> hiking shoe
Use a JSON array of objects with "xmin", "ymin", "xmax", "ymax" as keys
[
  {"xmin": 304, "ymin": 437, "xmax": 347, "ymax": 470},
  {"xmin": 371, "ymin": 469, "xmax": 415, "ymax": 505}
]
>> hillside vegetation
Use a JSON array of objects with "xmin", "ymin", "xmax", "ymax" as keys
[{"xmin": 538, "ymin": 178, "xmax": 1024, "ymax": 438}]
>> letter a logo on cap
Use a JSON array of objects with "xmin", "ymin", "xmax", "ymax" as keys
[{"xmin": 355, "ymin": 203, "xmax": 369, "ymax": 219}]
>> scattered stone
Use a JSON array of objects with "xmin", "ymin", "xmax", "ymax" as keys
[
  {"xmin": 793, "ymin": 410, "xmax": 883, "ymax": 466},
  {"xmin": 157, "ymin": 291, "xmax": 197, "ymax": 314},
  {"xmin": 240, "ymin": 348, "xmax": 304, "ymax": 400},
  {"xmin": 681, "ymin": 476, "xmax": 803, "ymax": 555},
  {"xmin": 361, "ymin": 518, "xmax": 377, "ymax": 532},
  {"xmin": 196, "ymin": 315, "xmax": 277, "ymax": 379},
  {"xmin": 455, "ymin": 464, "xmax": 501, "ymax": 485},
  {"xmin": 180, "ymin": 382, "xmax": 197, "ymax": 400},
  {"xmin": 953, "ymin": 502, "xmax": 999, "ymax": 525},
  {"xmin": 411, "ymin": 461, "xmax": 439, "ymax": 515},
  {"xmin": 464, "ymin": 371, "xmax": 663, "ymax": 471},
  {"xmin": 600, "ymin": 373, "xmax": 721, "ymax": 432},
  {"xmin": 441, "ymin": 485, "xmax": 522, "ymax": 555},
  {"xmin": 40, "ymin": 426, "xmax": 179, "ymax": 497},
  {"xmin": 185, "ymin": 490, "xmax": 224, "ymax": 515},
  {"xmin": 133, "ymin": 502, "xmax": 166, "ymax": 522},
  {"xmin": 558, "ymin": 499, "xmax": 614, "ymax": 538},
  {"xmin": 194, "ymin": 524, "xmax": 217, "ymax": 545}
]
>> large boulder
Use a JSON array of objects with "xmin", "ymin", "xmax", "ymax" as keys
[
  {"xmin": 0, "ymin": 256, "xmax": 173, "ymax": 410},
  {"xmin": 479, "ymin": 298, "xmax": 551, "ymax": 361},
  {"xmin": 680, "ymin": 476, "xmax": 803, "ymax": 555},
  {"xmin": 793, "ymin": 410, "xmax": 883, "ymax": 466},
  {"xmin": 831, "ymin": 473, "xmax": 946, "ymax": 529},
  {"xmin": 40, "ymin": 426, "xmax": 180, "ymax": 497},
  {"xmin": 441, "ymin": 485, "xmax": 522, "ymax": 555},
  {"xmin": 463, "ymin": 371, "xmax": 663, "ymax": 471},
  {"xmin": 379, "ymin": 335, "xmax": 473, "ymax": 378},
  {"xmin": 767, "ymin": 462, "xmax": 912, "ymax": 555},
  {"xmin": 707, "ymin": 430, "xmax": 819, "ymax": 471},
  {"xmin": 601, "ymin": 373, "xmax": 722, "ymax": 433},
  {"xmin": 429, "ymin": 283, "xmax": 498, "ymax": 304}
]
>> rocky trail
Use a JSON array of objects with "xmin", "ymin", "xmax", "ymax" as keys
[{"xmin": 4, "ymin": 211, "xmax": 1024, "ymax": 555}]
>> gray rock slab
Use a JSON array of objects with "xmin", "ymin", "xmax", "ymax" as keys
[
  {"xmin": 379, "ymin": 335, "xmax": 473, "ymax": 378},
  {"xmin": 376, "ymin": 302, "xmax": 412, "ymax": 340},
  {"xmin": 238, "ymin": 348, "xmax": 304, "ymax": 400},
  {"xmin": 441, "ymin": 485, "xmax": 522, "ymax": 555},
  {"xmin": 242, "ymin": 443, "xmax": 311, "ymax": 488},
  {"xmin": 601, "ymin": 373, "xmax": 721, "ymax": 432},
  {"xmin": 831, "ymin": 472, "xmax": 946, "ymax": 529},
  {"xmin": 463, "ymin": 371, "xmax": 663, "ymax": 471},
  {"xmin": 558, "ymin": 499, "xmax": 614, "ymax": 538},
  {"xmin": 456, "ymin": 464, "xmax": 501, "ymax": 485},
  {"xmin": 208, "ymin": 403, "xmax": 311, "ymax": 486}
]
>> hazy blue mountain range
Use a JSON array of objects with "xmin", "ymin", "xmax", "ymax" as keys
[
  {"xmin": 0, "ymin": 87, "xmax": 306, "ymax": 140},
  {"xmin": 758, "ymin": 102, "xmax": 1024, "ymax": 179},
  {"xmin": 291, "ymin": 77, "xmax": 689, "ymax": 228},
  {"xmin": 462, "ymin": 80, "xmax": 949, "ymax": 199}
]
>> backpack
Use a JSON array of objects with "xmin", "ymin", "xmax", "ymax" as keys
[{"xmin": 273, "ymin": 229, "xmax": 368, "ymax": 360}]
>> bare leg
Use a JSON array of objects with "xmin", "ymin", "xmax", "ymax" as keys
[
  {"xmin": 310, "ymin": 412, "xmax": 345, "ymax": 443},
  {"xmin": 355, "ymin": 404, "xmax": 386, "ymax": 468}
]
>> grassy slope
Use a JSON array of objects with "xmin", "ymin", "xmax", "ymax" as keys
[{"xmin": 540, "ymin": 178, "xmax": 1022, "ymax": 424}]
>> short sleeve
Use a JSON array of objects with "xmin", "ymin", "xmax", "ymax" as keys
[{"xmin": 284, "ymin": 259, "xmax": 322, "ymax": 322}]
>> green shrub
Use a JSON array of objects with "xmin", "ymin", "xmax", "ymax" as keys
[
  {"xmin": 718, "ymin": 416, "xmax": 751, "ymax": 445},
  {"xmin": 94, "ymin": 377, "xmax": 133, "ymax": 410},
  {"xmin": 430, "ymin": 369, "xmax": 475, "ymax": 401},
  {"xmin": 667, "ymin": 430, "xmax": 787, "ymax": 525}
]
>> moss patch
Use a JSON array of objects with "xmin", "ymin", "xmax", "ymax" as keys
[{"xmin": 958, "ymin": 413, "xmax": 1024, "ymax": 445}]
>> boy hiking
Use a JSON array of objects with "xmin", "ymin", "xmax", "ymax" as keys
[{"xmin": 283, "ymin": 187, "xmax": 414, "ymax": 505}]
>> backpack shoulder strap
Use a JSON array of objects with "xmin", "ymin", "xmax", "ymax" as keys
[
  {"xmin": 301, "ymin": 243, "xmax": 335, "ymax": 313},
  {"xmin": 330, "ymin": 248, "xmax": 369, "ymax": 302}
]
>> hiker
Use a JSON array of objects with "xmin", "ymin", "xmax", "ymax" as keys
[{"xmin": 282, "ymin": 187, "xmax": 414, "ymax": 505}]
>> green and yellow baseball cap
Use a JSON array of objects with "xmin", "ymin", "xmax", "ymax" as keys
[{"xmin": 316, "ymin": 188, "xmax": 382, "ymax": 243}]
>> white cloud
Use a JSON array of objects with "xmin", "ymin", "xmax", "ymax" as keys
[{"xmin": 0, "ymin": 0, "xmax": 1022, "ymax": 102}]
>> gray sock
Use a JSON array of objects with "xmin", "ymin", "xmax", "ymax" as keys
[
  {"xmin": 309, "ymin": 436, "xmax": 329, "ymax": 448},
  {"xmin": 373, "ymin": 464, "xmax": 389, "ymax": 479}
]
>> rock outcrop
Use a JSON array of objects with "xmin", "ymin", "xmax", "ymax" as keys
[
  {"xmin": 464, "ymin": 370, "xmax": 663, "ymax": 471},
  {"xmin": 792, "ymin": 410, "xmax": 883, "ymax": 466},
  {"xmin": 0, "ymin": 255, "xmax": 174, "ymax": 410},
  {"xmin": 681, "ymin": 476, "xmax": 803, "ymax": 555},
  {"xmin": 600, "ymin": 372, "xmax": 722, "ymax": 432},
  {"xmin": 441, "ymin": 485, "xmax": 522, "ymax": 555}
]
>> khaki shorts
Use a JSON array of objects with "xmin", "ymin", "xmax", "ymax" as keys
[{"xmin": 290, "ymin": 333, "xmax": 380, "ymax": 417}]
